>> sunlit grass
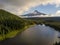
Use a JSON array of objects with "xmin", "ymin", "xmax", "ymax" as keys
[
  {"xmin": 6, "ymin": 30, "xmax": 20, "ymax": 38},
  {"xmin": 0, "ymin": 30, "xmax": 19, "ymax": 41},
  {"xmin": 0, "ymin": 25, "xmax": 33, "ymax": 41}
]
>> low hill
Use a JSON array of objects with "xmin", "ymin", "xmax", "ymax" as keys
[
  {"xmin": 0, "ymin": 9, "xmax": 34, "ymax": 41},
  {"xmin": 0, "ymin": 9, "xmax": 25, "ymax": 33}
]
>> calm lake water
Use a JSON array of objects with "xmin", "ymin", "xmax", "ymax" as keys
[{"xmin": 1, "ymin": 24, "xmax": 60, "ymax": 45}]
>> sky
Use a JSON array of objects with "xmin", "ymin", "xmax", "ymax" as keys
[
  {"xmin": 24, "ymin": 4, "xmax": 60, "ymax": 15},
  {"xmin": 0, "ymin": 0, "xmax": 60, "ymax": 16}
]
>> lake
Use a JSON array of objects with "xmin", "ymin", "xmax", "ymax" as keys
[{"xmin": 0, "ymin": 24, "xmax": 60, "ymax": 45}]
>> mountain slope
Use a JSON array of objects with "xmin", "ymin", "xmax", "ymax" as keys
[
  {"xmin": 0, "ymin": 9, "xmax": 35, "ymax": 41},
  {"xmin": 0, "ymin": 9, "xmax": 23, "ymax": 20},
  {"xmin": 0, "ymin": 9, "xmax": 25, "ymax": 31}
]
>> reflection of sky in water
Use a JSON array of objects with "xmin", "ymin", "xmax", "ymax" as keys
[
  {"xmin": 20, "ymin": 25, "xmax": 60, "ymax": 45},
  {"xmin": 1, "ymin": 25, "xmax": 60, "ymax": 45}
]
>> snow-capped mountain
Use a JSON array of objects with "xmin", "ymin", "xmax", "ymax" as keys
[
  {"xmin": 24, "ymin": 10, "xmax": 46, "ymax": 16},
  {"xmin": 20, "ymin": 10, "xmax": 46, "ymax": 18},
  {"xmin": 20, "ymin": 10, "xmax": 60, "ymax": 18}
]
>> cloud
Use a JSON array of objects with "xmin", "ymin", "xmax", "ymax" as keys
[
  {"xmin": 50, "ymin": 10, "xmax": 60, "ymax": 16},
  {"xmin": 56, "ymin": 10, "xmax": 60, "ymax": 15},
  {"xmin": 0, "ymin": 0, "xmax": 60, "ymax": 15},
  {"xmin": 56, "ymin": 10, "xmax": 60, "ymax": 14}
]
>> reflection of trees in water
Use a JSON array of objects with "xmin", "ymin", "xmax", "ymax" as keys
[{"xmin": 54, "ymin": 42, "xmax": 60, "ymax": 45}]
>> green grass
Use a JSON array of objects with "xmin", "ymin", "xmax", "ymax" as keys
[
  {"xmin": 44, "ymin": 21, "xmax": 60, "ymax": 31},
  {"xmin": 0, "ymin": 30, "xmax": 19, "ymax": 41},
  {"xmin": 0, "ymin": 24, "xmax": 34, "ymax": 41}
]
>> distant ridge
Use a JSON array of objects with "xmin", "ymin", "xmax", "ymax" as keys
[{"xmin": 25, "ymin": 17, "xmax": 60, "ymax": 21}]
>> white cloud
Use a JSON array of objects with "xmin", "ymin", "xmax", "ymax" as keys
[
  {"xmin": 56, "ymin": 10, "xmax": 60, "ymax": 14},
  {"xmin": 55, "ymin": 10, "xmax": 60, "ymax": 16},
  {"xmin": 0, "ymin": 0, "xmax": 60, "ymax": 15}
]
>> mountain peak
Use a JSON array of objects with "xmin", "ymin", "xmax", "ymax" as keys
[
  {"xmin": 24, "ymin": 10, "xmax": 46, "ymax": 16},
  {"xmin": 33, "ymin": 10, "xmax": 40, "ymax": 14}
]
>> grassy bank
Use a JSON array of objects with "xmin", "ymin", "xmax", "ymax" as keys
[
  {"xmin": 25, "ymin": 18, "xmax": 60, "ymax": 32},
  {"xmin": 44, "ymin": 21, "xmax": 60, "ymax": 32},
  {"xmin": 0, "ymin": 25, "xmax": 34, "ymax": 41}
]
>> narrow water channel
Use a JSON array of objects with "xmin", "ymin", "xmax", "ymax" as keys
[{"xmin": 1, "ymin": 24, "xmax": 60, "ymax": 45}]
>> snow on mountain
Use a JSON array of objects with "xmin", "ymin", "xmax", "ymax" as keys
[{"xmin": 20, "ymin": 10, "xmax": 60, "ymax": 18}]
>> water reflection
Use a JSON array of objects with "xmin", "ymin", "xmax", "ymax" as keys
[
  {"xmin": 18, "ymin": 25, "xmax": 59, "ymax": 45},
  {"xmin": 1, "ymin": 25, "xmax": 60, "ymax": 45}
]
